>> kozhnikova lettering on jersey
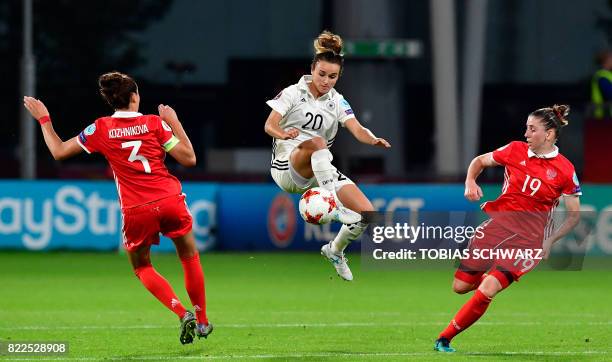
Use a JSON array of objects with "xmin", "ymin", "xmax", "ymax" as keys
[{"xmin": 108, "ymin": 124, "xmax": 149, "ymax": 139}]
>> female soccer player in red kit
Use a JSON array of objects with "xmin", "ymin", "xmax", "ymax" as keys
[
  {"xmin": 23, "ymin": 72, "xmax": 212, "ymax": 345},
  {"xmin": 434, "ymin": 105, "xmax": 582, "ymax": 352}
]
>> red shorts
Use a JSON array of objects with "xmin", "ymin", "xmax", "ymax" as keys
[
  {"xmin": 455, "ymin": 218, "xmax": 544, "ymax": 286},
  {"xmin": 121, "ymin": 194, "xmax": 193, "ymax": 252}
]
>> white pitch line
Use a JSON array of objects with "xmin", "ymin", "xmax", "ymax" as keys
[
  {"xmin": 1, "ymin": 320, "xmax": 611, "ymax": 331},
  {"xmin": 0, "ymin": 350, "xmax": 610, "ymax": 361}
]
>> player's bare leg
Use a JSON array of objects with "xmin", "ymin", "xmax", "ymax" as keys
[
  {"xmin": 452, "ymin": 274, "xmax": 488, "ymax": 294},
  {"xmin": 435, "ymin": 273, "xmax": 505, "ymax": 352},
  {"xmin": 290, "ymin": 137, "xmax": 360, "ymax": 224},
  {"xmin": 172, "ymin": 232, "xmax": 213, "ymax": 339},
  {"xmin": 128, "ymin": 246, "xmax": 195, "ymax": 344}
]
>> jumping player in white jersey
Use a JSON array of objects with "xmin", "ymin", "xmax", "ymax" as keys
[{"xmin": 264, "ymin": 31, "xmax": 391, "ymax": 281}]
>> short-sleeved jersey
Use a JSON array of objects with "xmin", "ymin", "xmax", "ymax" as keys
[
  {"xmin": 266, "ymin": 75, "xmax": 356, "ymax": 167},
  {"xmin": 482, "ymin": 141, "xmax": 582, "ymax": 240},
  {"xmin": 76, "ymin": 111, "xmax": 182, "ymax": 209}
]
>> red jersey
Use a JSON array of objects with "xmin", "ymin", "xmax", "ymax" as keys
[
  {"xmin": 482, "ymin": 141, "xmax": 581, "ymax": 240},
  {"xmin": 76, "ymin": 111, "xmax": 182, "ymax": 209}
]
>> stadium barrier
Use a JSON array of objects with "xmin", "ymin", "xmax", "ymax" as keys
[{"xmin": 0, "ymin": 181, "xmax": 610, "ymax": 254}]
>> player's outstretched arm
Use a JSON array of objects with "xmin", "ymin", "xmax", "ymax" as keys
[
  {"xmin": 158, "ymin": 104, "xmax": 196, "ymax": 167},
  {"xmin": 344, "ymin": 118, "xmax": 391, "ymax": 148},
  {"xmin": 264, "ymin": 110, "xmax": 299, "ymax": 140},
  {"xmin": 23, "ymin": 96, "xmax": 83, "ymax": 161},
  {"xmin": 464, "ymin": 152, "xmax": 500, "ymax": 201},
  {"xmin": 542, "ymin": 195, "xmax": 581, "ymax": 259}
]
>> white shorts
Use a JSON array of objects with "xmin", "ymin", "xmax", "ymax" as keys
[{"xmin": 270, "ymin": 151, "xmax": 354, "ymax": 194}]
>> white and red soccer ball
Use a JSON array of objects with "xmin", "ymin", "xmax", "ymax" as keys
[{"xmin": 299, "ymin": 187, "xmax": 337, "ymax": 225}]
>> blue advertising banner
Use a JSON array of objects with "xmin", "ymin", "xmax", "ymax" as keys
[
  {"xmin": 0, "ymin": 181, "xmax": 217, "ymax": 251},
  {"xmin": 2, "ymin": 181, "xmax": 611, "ymax": 255}
]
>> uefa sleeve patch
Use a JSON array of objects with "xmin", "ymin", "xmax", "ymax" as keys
[
  {"xmin": 273, "ymin": 91, "xmax": 282, "ymax": 100},
  {"xmin": 84, "ymin": 123, "xmax": 96, "ymax": 135},
  {"xmin": 572, "ymin": 172, "xmax": 580, "ymax": 186},
  {"xmin": 79, "ymin": 123, "xmax": 96, "ymax": 144},
  {"xmin": 572, "ymin": 172, "xmax": 582, "ymax": 194},
  {"xmin": 340, "ymin": 98, "xmax": 354, "ymax": 115},
  {"xmin": 161, "ymin": 120, "xmax": 173, "ymax": 132}
]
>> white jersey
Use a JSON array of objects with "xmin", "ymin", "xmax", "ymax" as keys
[{"xmin": 266, "ymin": 75, "xmax": 356, "ymax": 166}]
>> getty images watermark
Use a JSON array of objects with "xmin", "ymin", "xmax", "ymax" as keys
[{"xmin": 360, "ymin": 211, "xmax": 600, "ymax": 271}]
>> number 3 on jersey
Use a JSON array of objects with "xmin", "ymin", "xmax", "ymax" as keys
[{"xmin": 122, "ymin": 141, "xmax": 151, "ymax": 173}]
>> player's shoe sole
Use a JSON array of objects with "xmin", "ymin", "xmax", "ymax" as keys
[
  {"xmin": 434, "ymin": 338, "xmax": 456, "ymax": 352},
  {"xmin": 179, "ymin": 311, "xmax": 197, "ymax": 345},
  {"xmin": 321, "ymin": 242, "xmax": 353, "ymax": 281},
  {"xmin": 197, "ymin": 322, "xmax": 214, "ymax": 339}
]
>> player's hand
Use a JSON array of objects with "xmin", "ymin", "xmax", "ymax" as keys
[
  {"xmin": 23, "ymin": 96, "xmax": 50, "ymax": 121},
  {"xmin": 282, "ymin": 127, "xmax": 299, "ymax": 140},
  {"xmin": 464, "ymin": 180, "xmax": 483, "ymax": 201},
  {"xmin": 541, "ymin": 238, "xmax": 554, "ymax": 260},
  {"xmin": 371, "ymin": 137, "xmax": 391, "ymax": 148},
  {"xmin": 158, "ymin": 104, "xmax": 179, "ymax": 125}
]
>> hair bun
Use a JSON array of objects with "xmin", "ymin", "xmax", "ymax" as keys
[
  {"xmin": 552, "ymin": 104, "xmax": 570, "ymax": 127},
  {"xmin": 313, "ymin": 30, "xmax": 343, "ymax": 55}
]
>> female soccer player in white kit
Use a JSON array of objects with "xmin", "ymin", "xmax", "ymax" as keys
[{"xmin": 264, "ymin": 31, "xmax": 391, "ymax": 281}]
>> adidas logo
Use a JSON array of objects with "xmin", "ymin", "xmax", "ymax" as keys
[
  {"xmin": 300, "ymin": 98, "xmax": 306, "ymax": 102},
  {"xmin": 520, "ymin": 160, "xmax": 526, "ymax": 166},
  {"xmin": 194, "ymin": 305, "xmax": 202, "ymax": 312},
  {"xmin": 171, "ymin": 298, "xmax": 180, "ymax": 308}
]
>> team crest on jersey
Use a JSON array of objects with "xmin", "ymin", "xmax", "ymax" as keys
[
  {"xmin": 326, "ymin": 100, "xmax": 335, "ymax": 110},
  {"xmin": 84, "ymin": 124, "xmax": 96, "ymax": 136},
  {"xmin": 546, "ymin": 169, "xmax": 557, "ymax": 180}
]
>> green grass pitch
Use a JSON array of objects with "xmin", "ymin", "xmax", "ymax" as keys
[{"xmin": 0, "ymin": 251, "xmax": 610, "ymax": 361}]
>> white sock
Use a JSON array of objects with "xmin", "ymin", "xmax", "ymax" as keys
[
  {"xmin": 331, "ymin": 221, "xmax": 368, "ymax": 254},
  {"xmin": 311, "ymin": 149, "xmax": 337, "ymax": 194}
]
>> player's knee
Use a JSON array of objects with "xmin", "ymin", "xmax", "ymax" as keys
[
  {"xmin": 478, "ymin": 274, "xmax": 504, "ymax": 298},
  {"xmin": 452, "ymin": 279, "xmax": 472, "ymax": 294},
  {"xmin": 308, "ymin": 136, "xmax": 327, "ymax": 150}
]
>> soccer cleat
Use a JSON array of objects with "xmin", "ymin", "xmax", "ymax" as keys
[
  {"xmin": 330, "ymin": 206, "xmax": 362, "ymax": 224},
  {"xmin": 434, "ymin": 338, "xmax": 456, "ymax": 353},
  {"xmin": 321, "ymin": 241, "xmax": 353, "ymax": 281},
  {"xmin": 196, "ymin": 322, "xmax": 214, "ymax": 339},
  {"xmin": 179, "ymin": 311, "xmax": 197, "ymax": 345}
]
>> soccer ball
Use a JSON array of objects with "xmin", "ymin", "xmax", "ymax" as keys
[{"xmin": 299, "ymin": 187, "xmax": 337, "ymax": 225}]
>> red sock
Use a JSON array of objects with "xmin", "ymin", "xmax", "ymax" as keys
[
  {"xmin": 180, "ymin": 253, "xmax": 208, "ymax": 325},
  {"xmin": 440, "ymin": 289, "xmax": 492, "ymax": 341},
  {"xmin": 134, "ymin": 265, "xmax": 187, "ymax": 318}
]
